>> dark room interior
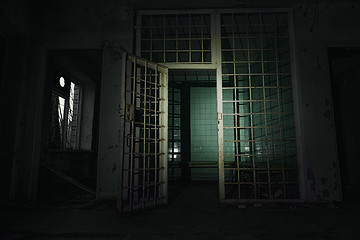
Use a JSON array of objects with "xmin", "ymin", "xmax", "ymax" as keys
[{"xmin": 1, "ymin": 0, "xmax": 360, "ymax": 239}]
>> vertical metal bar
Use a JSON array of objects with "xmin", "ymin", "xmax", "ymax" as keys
[
  {"xmin": 261, "ymin": 13, "xmax": 271, "ymax": 199},
  {"xmin": 159, "ymin": 69, "xmax": 169, "ymax": 203},
  {"xmin": 275, "ymin": 19, "xmax": 287, "ymax": 198},
  {"xmin": 164, "ymin": 70, "xmax": 169, "ymax": 204},
  {"xmin": 128, "ymin": 58, "xmax": 137, "ymax": 211},
  {"xmin": 171, "ymin": 87, "xmax": 175, "ymax": 179},
  {"xmin": 134, "ymin": 69, "xmax": 141, "ymax": 206},
  {"xmin": 247, "ymin": 27, "xmax": 257, "ymax": 200},
  {"xmin": 215, "ymin": 13, "xmax": 225, "ymax": 201},
  {"xmin": 147, "ymin": 84, "xmax": 151, "ymax": 201},
  {"xmin": 142, "ymin": 62, "xmax": 147, "ymax": 208},
  {"xmin": 211, "ymin": 13, "xmax": 217, "ymax": 65},
  {"xmin": 154, "ymin": 64, "xmax": 158, "ymax": 205},
  {"xmin": 231, "ymin": 13, "xmax": 241, "ymax": 200}
]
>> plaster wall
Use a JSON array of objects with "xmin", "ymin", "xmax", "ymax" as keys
[
  {"xmin": 3, "ymin": 0, "xmax": 360, "ymax": 201},
  {"xmin": 292, "ymin": 3, "xmax": 360, "ymax": 202},
  {"xmin": 80, "ymin": 82, "xmax": 96, "ymax": 151}
]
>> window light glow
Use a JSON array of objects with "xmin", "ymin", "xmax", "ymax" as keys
[{"xmin": 59, "ymin": 77, "xmax": 65, "ymax": 87}]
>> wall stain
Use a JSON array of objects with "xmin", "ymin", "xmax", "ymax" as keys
[{"xmin": 323, "ymin": 110, "xmax": 331, "ymax": 120}]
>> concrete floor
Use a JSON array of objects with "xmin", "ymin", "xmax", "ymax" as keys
[{"xmin": 1, "ymin": 182, "xmax": 360, "ymax": 240}]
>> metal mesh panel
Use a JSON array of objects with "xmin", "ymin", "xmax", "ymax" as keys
[
  {"xmin": 140, "ymin": 14, "xmax": 212, "ymax": 64},
  {"xmin": 121, "ymin": 56, "xmax": 168, "ymax": 212},
  {"xmin": 220, "ymin": 12, "xmax": 299, "ymax": 200},
  {"xmin": 168, "ymin": 87, "xmax": 182, "ymax": 180}
]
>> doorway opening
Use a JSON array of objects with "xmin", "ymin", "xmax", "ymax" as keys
[
  {"xmin": 137, "ymin": 10, "xmax": 299, "ymax": 204},
  {"xmin": 168, "ymin": 69, "xmax": 219, "ymax": 203},
  {"xmin": 328, "ymin": 47, "xmax": 360, "ymax": 203},
  {"xmin": 38, "ymin": 49, "xmax": 102, "ymax": 202}
]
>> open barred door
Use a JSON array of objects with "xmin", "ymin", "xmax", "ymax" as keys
[{"xmin": 118, "ymin": 54, "xmax": 168, "ymax": 212}]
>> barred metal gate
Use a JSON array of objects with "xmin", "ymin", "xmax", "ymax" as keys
[
  {"xmin": 136, "ymin": 10, "xmax": 299, "ymax": 204},
  {"xmin": 119, "ymin": 54, "xmax": 168, "ymax": 212}
]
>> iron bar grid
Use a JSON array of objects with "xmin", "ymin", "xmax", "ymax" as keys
[
  {"xmin": 220, "ymin": 12, "xmax": 298, "ymax": 200},
  {"xmin": 121, "ymin": 55, "xmax": 168, "ymax": 212},
  {"xmin": 140, "ymin": 14, "xmax": 212, "ymax": 64}
]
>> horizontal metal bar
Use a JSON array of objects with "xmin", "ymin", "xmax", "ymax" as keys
[
  {"xmin": 130, "ymin": 136, "xmax": 165, "ymax": 142},
  {"xmin": 133, "ymin": 153, "xmax": 165, "ymax": 157},
  {"xmin": 218, "ymin": 8, "xmax": 292, "ymax": 14},
  {"xmin": 220, "ymin": 23, "xmax": 288, "ymax": 27},
  {"xmin": 138, "ymin": 8, "xmax": 291, "ymax": 15},
  {"xmin": 138, "ymin": 9, "xmax": 214, "ymax": 15},
  {"xmin": 223, "ymin": 125, "xmax": 295, "ymax": 129},
  {"xmin": 136, "ymin": 107, "xmax": 163, "ymax": 114},
  {"xmin": 133, "ymin": 122, "xmax": 164, "ymax": 128},
  {"xmin": 141, "ymin": 37, "xmax": 212, "ymax": 41},
  {"xmin": 164, "ymin": 63, "xmax": 217, "ymax": 69},
  {"xmin": 126, "ymin": 90, "xmax": 164, "ymax": 101},
  {"xmin": 122, "ymin": 168, "xmax": 166, "ymax": 172},
  {"xmin": 124, "ymin": 136, "xmax": 165, "ymax": 142},
  {"xmin": 223, "ymin": 112, "xmax": 294, "ymax": 116},
  {"xmin": 222, "ymin": 99, "xmax": 293, "ymax": 103},
  {"xmin": 134, "ymin": 77, "xmax": 162, "ymax": 87},
  {"xmin": 128, "ymin": 55, "xmax": 168, "ymax": 73},
  {"xmin": 223, "ymin": 139, "xmax": 296, "ymax": 143},
  {"xmin": 223, "ymin": 167, "xmax": 297, "ymax": 170},
  {"xmin": 224, "ymin": 181, "xmax": 298, "ymax": 185},
  {"xmin": 222, "ymin": 86, "xmax": 291, "ymax": 89},
  {"xmin": 222, "ymin": 73, "xmax": 291, "ymax": 76},
  {"xmin": 220, "ymin": 35, "xmax": 288, "ymax": 39},
  {"xmin": 224, "ymin": 153, "xmax": 296, "ymax": 157},
  {"xmin": 142, "ymin": 49, "xmax": 212, "ymax": 53},
  {"xmin": 221, "ymin": 199, "xmax": 302, "ymax": 204},
  {"xmin": 221, "ymin": 61, "xmax": 290, "ymax": 64}
]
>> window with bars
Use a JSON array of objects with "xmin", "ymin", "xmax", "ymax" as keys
[
  {"xmin": 220, "ymin": 12, "xmax": 298, "ymax": 200},
  {"xmin": 140, "ymin": 14, "xmax": 212, "ymax": 64}
]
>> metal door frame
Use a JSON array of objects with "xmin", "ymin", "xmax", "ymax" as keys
[
  {"xmin": 135, "ymin": 8, "xmax": 301, "ymax": 204},
  {"xmin": 118, "ymin": 53, "xmax": 168, "ymax": 212}
]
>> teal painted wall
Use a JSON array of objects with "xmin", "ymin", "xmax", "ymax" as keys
[{"xmin": 190, "ymin": 87, "xmax": 218, "ymax": 180}]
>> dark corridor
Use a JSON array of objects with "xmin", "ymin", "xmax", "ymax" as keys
[{"xmin": 329, "ymin": 47, "xmax": 360, "ymax": 202}]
